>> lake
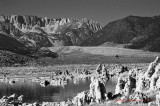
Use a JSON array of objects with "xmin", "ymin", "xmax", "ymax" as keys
[{"xmin": 0, "ymin": 77, "xmax": 117, "ymax": 103}]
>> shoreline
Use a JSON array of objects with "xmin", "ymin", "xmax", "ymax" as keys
[{"xmin": 0, "ymin": 62, "xmax": 157, "ymax": 106}]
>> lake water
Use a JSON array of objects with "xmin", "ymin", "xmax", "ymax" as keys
[{"xmin": 0, "ymin": 77, "xmax": 117, "ymax": 103}]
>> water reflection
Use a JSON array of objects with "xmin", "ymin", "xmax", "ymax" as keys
[
  {"xmin": 0, "ymin": 77, "xmax": 117, "ymax": 103},
  {"xmin": 0, "ymin": 78, "xmax": 91, "ymax": 103}
]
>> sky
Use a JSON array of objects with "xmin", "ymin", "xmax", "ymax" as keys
[{"xmin": 0, "ymin": 0, "xmax": 160, "ymax": 26}]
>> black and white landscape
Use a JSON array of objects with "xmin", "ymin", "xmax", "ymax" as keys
[{"xmin": 0, "ymin": 0, "xmax": 160, "ymax": 106}]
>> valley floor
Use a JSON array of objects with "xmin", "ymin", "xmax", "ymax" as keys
[
  {"xmin": 0, "ymin": 63, "xmax": 149, "ymax": 78},
  {"xmin": 39, "ymin": 46, "xmax": 160, "ymax": 65}
]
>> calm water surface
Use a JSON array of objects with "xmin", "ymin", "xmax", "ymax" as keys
[{"xmin": 0, "ymin": 77, "xmax": 117, "ymax": 103}]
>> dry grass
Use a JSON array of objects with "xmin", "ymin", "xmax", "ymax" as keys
[{"xmin": 42, "ymin": 46, "xmax": 160, "ymax": 65}]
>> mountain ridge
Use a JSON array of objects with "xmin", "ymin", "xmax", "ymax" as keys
[
  {"xmin": 1, "ymin": 14, "xmax": 160, "ymax": 65},
  {"xmin": 0, "ymin": 15, "xmax": 102, "ymax": 48},
  {"xmin": 0, "ymin": 15, "xmax": 103, "ymax": 64},
  {"xmin": 0, "ymin": 15, "xmax": 102, "ymax": 34},
  {"xmin": 89, "ymin": 15, "xmax": 160, "ymax": 52},
  {"xmin": 1, "ymin": 14, "xmax": 160, "ymax": 62}
]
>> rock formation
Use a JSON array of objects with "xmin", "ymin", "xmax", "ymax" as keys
[
  {"xmin": 40, "ymin": 80, "xmax": 50, "ymax": 87},
  {"xmin": 72, "ymin": 77, "xmax": 107, "ymax": 105},
  {"xmin": 92, "ymin": 80, "xmax": 102, "ymax": 103},
  {"xmin": 127, "ymin": 57, "xmax": 160, "ymax": 104},
  {"xmin": 119, "ymin": 66, "xmax": 129, "ymax": 74},
  {"xmin": 0, "ymin": 94, "xmax": 23, "ymax": 105},
  {"xmin": 111, "ymin": 57, "xmax": 160, "ymax": 105},
  {"xmin": 156, "ymin": 91, "xmax": 160, "ymax": 106},
  {"xmin": 94, "ymin": 64, "xmax": 110, "ymax": 83},
  {"xmin": 115, "ymin": 76, "xmax": 125, "ymax": 94},
  {"xmin": 101, "ymin": 65, "xmax": 109, "ymax": 79},
  {"xmin": 50, "ymin": 78, "xmax": 67, "ymax": 87},
  {"xmin": 144, "ymin": 56, "xmax": 160, "ymax": 79},
  {"xmin": 2, "ymin": 57, "xmax": 160, "ymax": 106},
  {"xmin": 95, "ymin": 64, "xmax": 102, "ymax": 74}
]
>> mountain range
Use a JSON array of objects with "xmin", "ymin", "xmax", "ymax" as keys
[
  {"xmin": 90, "ymin": 15, "xmax": 160, "ymax": 52},
  {"xmin": 0, "ymin": 15, "xmax": 160, "ymax": 66}
]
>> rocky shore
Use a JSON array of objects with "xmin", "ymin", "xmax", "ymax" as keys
[{"xmin": 0, "ymin": 57, "xmax": 160, "ymax": 106}]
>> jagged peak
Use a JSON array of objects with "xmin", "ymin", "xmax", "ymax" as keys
[{"xmin": 0, "ymin": 15, "xmax": 102, "ymax": 34}]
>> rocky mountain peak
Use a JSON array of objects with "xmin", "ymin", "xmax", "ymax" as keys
[
  {"xmin": 0, "ymin": 14, "xmax": 103, "ymax": 54},
  {"xmin": 0, "ymin": 15, "xmax": 102, "ymax": 34}
]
